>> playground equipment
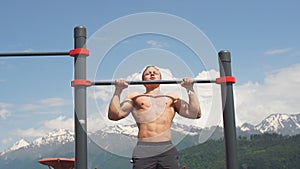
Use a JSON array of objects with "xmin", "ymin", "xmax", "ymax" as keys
[{"xmin": 0, "ymin": 25, "xmax": 238, "ymax": 169}]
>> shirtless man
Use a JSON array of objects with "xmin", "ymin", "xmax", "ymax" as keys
[{"xmin": 108, "ymin": 66, "xmax": 201, "ymax": 169}]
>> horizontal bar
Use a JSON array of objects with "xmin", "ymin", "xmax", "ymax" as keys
[
  {"xmin": 0, "ymin": 51, "xmax": 70, "ymax": 57},
  {"xmin": 92, "ymin": 79, "xmax": 216, "ymax": 86}
]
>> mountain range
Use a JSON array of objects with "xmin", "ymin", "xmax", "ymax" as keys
[
  {"xmin": 238, "ymin": 113, "xmax": 300, "ymax": 136},
  {"xmin": 0, "ymin": 113, "xmax": 299, "ymax": 169}
]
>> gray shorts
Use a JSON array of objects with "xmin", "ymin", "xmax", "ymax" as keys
[{"xmin": 132, "ymin": 141, "xmax": 180, "ymax": 169}]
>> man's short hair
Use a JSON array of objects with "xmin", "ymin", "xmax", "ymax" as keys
[{"xmin": 142, "ymin": 65, "xmax": 162, "ymax": 80}]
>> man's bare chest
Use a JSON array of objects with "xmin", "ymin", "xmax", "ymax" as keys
[{"xmin": 133, "ymin": 95, "xmax": 174, "ymax": 109}]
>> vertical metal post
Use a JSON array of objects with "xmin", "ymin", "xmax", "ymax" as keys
[
  {"xmin": 218, "ymin": 50, "xmax": 238, "ymax": 169},
  {"xmin": 74, "ymin": 26, "xmax": 88, "ymax": 169}
]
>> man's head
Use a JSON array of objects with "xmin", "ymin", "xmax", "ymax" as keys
[{"xmin": 142, "ymin": 65, "xmax": 162, "ymax": 81}]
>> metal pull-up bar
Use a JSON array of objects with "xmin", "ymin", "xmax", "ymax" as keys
[
  {"xmin": 92, "ymin": 79, "xmax": 217, "ymax": 86},
  {"xmin": 0, "ymin": 48, "xmax": 89, "ymax": 57},
  {"xmin": 70, "ymin": 77, "xmax": 235, "ymax": 87},
  {"xmin": 0, "ymin": 52, "xmax": 69, "ymax": 57}
]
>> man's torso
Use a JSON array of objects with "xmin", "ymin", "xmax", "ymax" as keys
[{"xmin": 129, "ymin": 93, "xmax": 178, "ymax": 142}]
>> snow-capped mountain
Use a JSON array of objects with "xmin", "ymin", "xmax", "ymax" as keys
[
  {"xmin": 171, "ymin": 123, "xmax": 202, "ymax": 136},
  {"xmin": 240, "ymin": 123, "xmax": 255, "ymax": 132},
  {"xmin": 32, "ymin": 129, "xmax": 74, "ymax": 147},
  {"xmin": 0, "ymin": 129, "xmax": 75, "ymax": 156},
  {"xmin": 98, "ymin": 123, "xmax": 202, "ymax": 137},
  {"xmin": 0, "ymin": 139, "xmax": 30, "ymax": 156},
  {"xmin": 1, "ymin": 113, "xmax": 300, "ymax": 157},
  {"xmin": 240, "ymin": 113, "xmax": 300, "ymax": 135},
  {"xmin": 100, "ymin": 124, "xmax": 138, "ymax": 137}
]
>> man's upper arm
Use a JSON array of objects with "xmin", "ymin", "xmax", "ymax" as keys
[
  {"xmin": 119, "ymin": 92, "xmax": 138, "ymax": 118},
  {"xmin": 174, "ymin": 97, "xmax": 200, "ymax": 119},
  {"xmin": 174, "ymin": 98, "xmax": 189, "ymax": 117},
  {"xmin": 171, "ymin": 94, "xmax": 186, "ymax": 115},
  {"xmin": 120, "ymin": 99, "xmax": 133, "ymax": 116},
  {"xmin": 121, "ymin": 99, "xmax": 133, "ymax": 113}
]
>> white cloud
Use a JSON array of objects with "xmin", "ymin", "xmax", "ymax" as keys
[
  {"xmin": 92, "ymin": 86, "xmax": 113, "ymax": 102},
  {"xmin": 14, "ymin": 128, "xmax": 46, "ymax": 138},
  {"xmin": 19, "ymin": 104, "xmax": 41, "ymax": 111},
  {"xmin": 43, "ymin": 116, "xmax": 74, "ymax": 131},
  {"xmin": 10, "ymin": 116, "xmax": 73, "ymax": 139},
  {"xmin": 19, "ymin": 97, "xmax": 71, "ymax": 112},
  {"xmin": 264, "ymin": 48, "xmax": 291, "ymax": 55},
  {"xmin": 87, "ymin": 111, "xmax": 109, "ymax": 132},
  {"xmin": 0, "ymin": 103, "xmax": 12, "ymax": 119},
  {"xmin": 39, "ymin": 98, "xmax": 71, "ymax": 107},
  {"xmin": 234, "ymin": 64, "xmax": 300, "ymax": 125}
]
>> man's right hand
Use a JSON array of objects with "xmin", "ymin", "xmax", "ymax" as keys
[{"xmin": 115, "ymin": 78, "xmax": 129, "ymax": 90}]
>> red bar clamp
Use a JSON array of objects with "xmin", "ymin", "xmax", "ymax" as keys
[
  {"xmin": 71, "ymin": 80, "xmax": 92, "ymax": 87},
  {"xmin": 69, "ymin": 48, "xmax": 90, "ymax": 57},
  {"xmin": 216, "ymin": 76, "xmax": 236, "ymax": 84}
]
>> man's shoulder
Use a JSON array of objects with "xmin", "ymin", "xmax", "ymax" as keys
[{"xmin": 166, "ymin": 93, "xmax": 179, "ymax": 100}]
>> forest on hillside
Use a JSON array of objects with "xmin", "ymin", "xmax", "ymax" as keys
[{"xmin": 179, "ymin": 133, "xmax": 300, "ymax": 169}]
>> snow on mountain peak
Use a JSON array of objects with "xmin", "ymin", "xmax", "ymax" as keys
[
  {"xmin": 11, "ymin": 139, "xmax": 30, "ymax": 150},
  {"xmin": 101, "ymin": 124, "xmax": 138, "ymax": 136},
  {"xmin": 240, "ymin": 123, "xmax": 254, "ymax": 132},
  {"xmin": 32, "ymin": 129, "xmax": 74, "ymax": 147},
  {"xmin": 0, "ymin": 139, "xmax": 30, "ymax": 155},
  {"xmin": 256, "ymin": 113, "xmax": 300, "ymax": 134},
  {"xmin": 99, "ymin": 123, "xmax": 202, "ymax": 137}
]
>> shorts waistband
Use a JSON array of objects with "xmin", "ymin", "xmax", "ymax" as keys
[{"xmin": 137, "ymin": 141, "xmax": 173, "ymax": 146}]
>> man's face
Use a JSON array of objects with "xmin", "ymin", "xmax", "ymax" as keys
[{"xmin": 142, "ymin": 67, "xmax": 162, "ymax": 81}]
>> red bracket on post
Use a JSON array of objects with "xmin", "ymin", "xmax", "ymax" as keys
[
  {"xmin": 71, "ymin": 80, "xmax": 92, "ymax": 87},
  {"xmin": 69, "ymin": 48, "xmax": 90, "ymax": 57},
  {"xmin": 216, "ymin": 76, "xmax": 236, "ymax": 84}
]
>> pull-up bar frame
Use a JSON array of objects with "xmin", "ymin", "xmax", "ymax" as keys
[{"xmin": 0, "ymin": 25, "xmax": 238, "ymax": 169}]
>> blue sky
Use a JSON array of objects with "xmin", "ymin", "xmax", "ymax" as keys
[{"xmin": 0, "ymin": 0, "xmax": 300, "ymax": 152}]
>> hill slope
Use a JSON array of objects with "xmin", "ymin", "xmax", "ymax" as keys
[{"xmin": 179, "ymin": 134, "xmax": 300, "ymax": 169}]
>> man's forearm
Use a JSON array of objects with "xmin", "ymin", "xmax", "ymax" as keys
[{"xmin": 187, "ymin": 89, "xmax": 201, "ymax": 118}]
